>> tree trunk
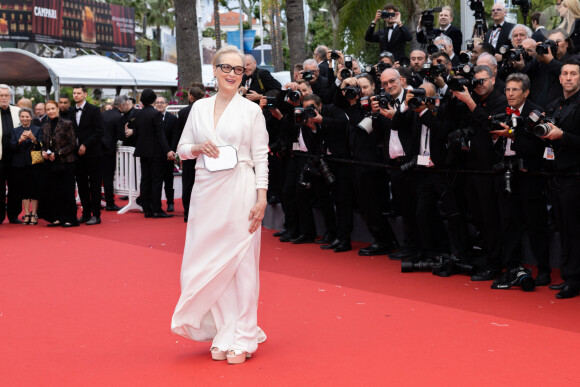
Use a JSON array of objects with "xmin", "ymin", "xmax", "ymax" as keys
[
  {"xmin": 329, "ymin": 0, "xmax": 341, "ymax": 49},
  {"xmin": 214, "ymin": 0, "xmax": 221, "ymax": 50},
  {"xmin": 174, "ymin": 0, "xmax": 202, "ymax": 94},
  {"xmin": 286, "ymin": 0, "xmax": 306, "ymax": 75}
]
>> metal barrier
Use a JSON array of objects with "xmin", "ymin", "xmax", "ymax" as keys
[{"xmin": 114, "ymin": 146, "xmax": 142, "ymax": 214}]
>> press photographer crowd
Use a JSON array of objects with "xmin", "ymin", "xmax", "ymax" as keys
[{"xmin": 1, "ymin": 1, "xmax": 580, "ymax": 299}]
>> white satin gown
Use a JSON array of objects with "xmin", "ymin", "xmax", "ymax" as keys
[{"xmin": 171, "ymin": 93, "xmax": 269, "ymax": 354}]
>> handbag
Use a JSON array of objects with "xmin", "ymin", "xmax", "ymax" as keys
[{"xmin": 31, "ymin": 150, "xmax": 44, "ymax": 165}]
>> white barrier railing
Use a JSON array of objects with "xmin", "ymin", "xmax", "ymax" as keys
[{"xmin": 115, "ymin": 146, "xmax": 142, "ymax": 214}]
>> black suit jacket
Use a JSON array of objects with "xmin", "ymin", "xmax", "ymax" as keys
[
  {"xmin": 417, "ymin": 24, "xmax": 463, "ymax": 56},
  {"xmin": 317, "ymin": 104, "xmax": 349, "ymax": 158},
  {"xmin": 101, "ymin": 107, "xmax": 125, "ymax": 155},
  {"xmin": 365, "ymin": 23, "xmax": 412, "ymax": 61},
  {"xmin": 310, "ymin": 75, "xmax": 333, "ymax": 104},
  {"xmin": 484, "ymin": 22, "xmax": 515, "ymax": 50},
  {"xmin": 524, "ymin": 57, "xmax": 564, "ymax": 110},
  {"xmin": 505, "ymin": 100, "xmax": 546, "ymax": 171},
  {"xmin": 68, "ymin": 102, "xmax": 104, "ymax": 158},
  {"xmin": 122, "ymin": 108, "xmax": 138, "ymax": 147},
  {"xmin": 161, "ymin": 111, "xmax": 179, "ymax": 151},
  {"xmin": 241, "ymin": 68, "xmax": 282, "ymax": 96},
  {"xmin": 133, "ymin": 105, "xmax": 171, "ymax": 158},
  {"xmin": 32, "ymin": 115, "xmax": 49, "ymax": 128},
  {"xmin": 531, "ymin": 27, "xmax": 547, "ymax": 43},
  {"xmin": 546, "ymin": 90, "xmax": 580, "ymax": 172},
  {"xmin": 318, "ymin": 60, "xmax": 330, "ymax": 79}
]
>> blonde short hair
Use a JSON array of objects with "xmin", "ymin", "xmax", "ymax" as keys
[{"xmin": 212, "ymin": 45, "xmax": 245, "ymax": 67}]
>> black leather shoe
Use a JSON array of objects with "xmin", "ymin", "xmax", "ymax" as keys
[
  {"xmin": 167, "ymin": 204, "xmax": 174, "ymax": 212},
  {"xmin": 86, "ymin": 216, "xmax": 101, "ymax": 225},
  {"xmin": 291, "ymin": 235, "xmax": 316, "ymax": 244},
  {"xmin": 321, "ymin": 239, "xmax": 341, "ymax": 250},
  {"xmin": 144, "ymin": 212, "xmax": 153, "ymax": 218},
  {"xmin": 273, "ymin": 229, "xmax": 287, "ymax": 237},
  {"xmin": 471, "ymin": 267, "xmax": 501, "ymax": 281},
  {"xmin": 105, "ymin": 204, "xmax": 121, "ymax": 211},
  {"xmin": 279, "ymin": 233, "xmax": 297, "ymax": 242},
  {"xmin": 62, "ymin": 222, "xmax": 79, "ymax": 228},
  {"xmin": 152, "ymin": 211, "xmax": 174, "ymax": 218},
  {"xmin": 358, "ymin": 242, "xmax": 398, "ymax": 256},
  {"xmin": 535, "ymin": 272, "xmax": 551, "ymax": 287},
  {"xmin": 9, "ymin": 218, "xmax": 22, "ymax": 224},
  {"xmin": 389, "ymin": 248, "xmax": 419, "ymax": 261},
  {"xmin": 556, "ymin": 285, "xmax": 580, "ymax": 299},
  {"xmin": 549, "ymin": 282, "xmax": 567, "ymax": 290},
  {"xmin": 333, "ymin": 241, "xmax": 352, "ymax": 253},
  {"xmin": 78, "ymin": 215, "xmax": 91, "ymax": 224},
  {"xmin": 315, "ymin": 234, "xmax": 336, "ymax": 245}
]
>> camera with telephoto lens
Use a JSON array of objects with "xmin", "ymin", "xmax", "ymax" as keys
[
  {"xmin": 401, "ymin": 259, "xmax": 436, "ymax": 273},
  {"xmin": 363, "ymin": 64, "xmax": 377, "ymax": 78},
  {"xmin": 447, "ymin": 128, "xmax": 473, "ymax": 151},
  {"xmin": 491, "ymin": 266, "xmax": 535, "ymax": 291},
  {"xmin": 265, "ymin": 96, "xmax": 277, "ymax": 109},
  {"xmin": 300, "ymin": 154, "xmax": 335, "ymax": 187},
  {"xmin": 287, "ymin": 89, "xmax": 301, "ymax": 103},
  {"xmin": 448, "ymin": 77, "xmax": 472, "ymax": 92},
  {"xmin": 432, "ymin": 254, "xmax": 475, "ymax": 277},
  {"xmin": 498, "ymin": 45, "xmax": 527, "ymax": 63},
  {"xmin": 536, "ymin": 39, "xmax": 558, "ymax": 56},
  {"xmin": 269, "ymin": 138, "xmax": 288, "ymax": 157},
  {"xmin": 420, "ymin": 7, "xmax": 443, "ymax": 44},
  {"xmin": 302, "ymin": 70, "xmax": 315, "ymax": 81},
  {"xmin": 330, "ymin": 50, "xmax": 340, "ymax": 60},
  {"xmin": 343, "ymin": 86, "xmax": 361, "ymax": 100},
  {"xmin": 377, "ymin": 88, "xmax": 396, "ymax": 109},
  {"xmin": 407, "ymin": 88, "xmax": 435, "ymax": 110},
  {"xmin": 421, "ymin": 63, "xmax": 446, "ymax": 81},
  {"xmin": 512, "ymin": 0, "xmax": 531, "ymax": 15},
  {"xmin": 340, "ymin": 68, "xmax": 353, "ymax": 80},
  {"xmin": 376, "ymin": 61, "xmax": 392, "ymax": 74},
  {"xmin": 459, "ymin": 52, "xmax": 472, "ymax": 64},
  {"xmin": 381, "ymin": 10, "xmax": 395, "ymax": 19},
  {"xmin": 466, "ymin": 40, "xmax": 474, "ymax": 51},
  {"xmin": 489, "ymin": 113, "xmax": 509, "ymax": 131},
  {"xmin": 293, "ymin": 105, "xmax": 317, "ymax": 124},
  {"xmin": 528, "ymin": 110, "xmax": 555, "ymax": 137},
  {"xmin": 400, "ymin": 158, "xmax": 417, "ymax": 172},
  {"xmin": 453, "ymin": 63, "xmax": 475, "ymax": 78},
  {"xmin": 427, "ymin": 43, "xmax": 445, "ymax": 55}
]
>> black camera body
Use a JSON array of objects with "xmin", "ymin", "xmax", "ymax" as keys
[
  {"xmin": 302, "ymin": 70, "xmax": 315, "ymax": 81},
  {"xmin": 340, "ymin": 68, "xmax": 353, "ymax": 80},
  {"xmin": 536, "ymin": 39, "xmax": 558, "ymax": 56},
  {"xmin": 300, "ymin": 154, "xmax": 336, "ymax": 188},
  {"xmin": 265, "ymin": 96, "xmax": 277, "ymax": 109},
  {"xmin": 286, "ymin": 90, "xmax": 301, "ymax": 103},
  {"xmin": 407, "ymin": 88, "xmax": 434, "ymax": 110},
  {"xmin": 447, "ymin": 128, "xmax": 473, "ymax": 152},
  {"xmin": 448, "ymin": 77, "xmax": 472, "ymax": 92},
  {"xmin": 491, "ymin": 266, "xmax": 535, "ymax": 291},
  {"xmin": 376, "ymin": 89, "xmax": 396, "ymax": 109},
  {"xmin": 293, "ymin": 105, "xmax": 317, "ymax": 124},
  {"xmin": 381, "ymin": 10, "xmax": 395, "ymax": 19},
  {"xmin": 402, "ymin": 254, "xmax": 474, "ymax": 276},
  {"xmin": 528, "ymin": 110, "xmax": 555, "ymax": 137},
  {"xmin": 498, "ymin": 45, "xmax": 528, "ymax": 63},
  {"xmin": 376, "ymin": 61, "xmax": 392, "ymax": 74},
  {"xmin": 421, "ymin": 63, "xmax": 446, "ymax": 80},
  {"xmin": 330, "ymin": 50, "xmax": 340, "ymax": 60},
  {"xmin": 343, "ymin": 86, "xmax": 361, "ymax": 100}
]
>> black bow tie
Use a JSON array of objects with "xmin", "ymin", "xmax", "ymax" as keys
[
  {"xmin": 386, "ymin": 25, "xmax": 394, "ymax": 30},
  {"xmin": 76, "ymin": 107, "xmax": 83, "ymax": 112},
  {"xmin": 493, "ymin": 24, "xmax": 501, "ymax": 30}
]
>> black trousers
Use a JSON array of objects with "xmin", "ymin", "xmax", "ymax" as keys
[
  {"xmin": 281, "ymin": 156, "xmax": 299, "ymax": 237},
  {"xmin": 43, "ymin": 162, "xmax": 77, "ymax": 224},
  {"xmin": 416, "ymin": 171, "xmax": 469, "ymax": 258},
  {"xmin": 101, "ymin": 152, "xmax": 116, "ymax": 206},
  {"xmin": 268, "ymin": 153, "xmax": 283, "ymax": 200},
  {"xmin": 0, "ymin": 154, "xmax": 21, "ymax": 222},
  {"xmin": 140, "ymin": 156, "xmax": 166, "ymax": 213},
  {"xmin": 496, "ymin": 173, "xmax": 550, "ymax": 273},
  {"xmin": 551, "ymin": 175, "xmax": 580, "ymax": 282},
  {"xmin": 181, "ymin": 159, "xmax": 196, "ymax": 218},
  {"xmin": 329, "ymin": 160, "xmax": 354, "ymax": 242},
  {"xmin": 351, "ymin": 164, "xmax": 396, "ymax": 245},
  {"xmin": 463, "ymin": 174, "xmax": 501, "ymax": 268},
  {"xmin": 295, "ymin": 155, "xmax": 336, "ymax": 239},
  {"xmin": 389, "ymin": 168, "xmax": 419, "ymax": 250},
  {"xmin": 76, "ymin": 155, "xmax": 102, "ymax": 218},
  {"xmin": 163, "ymin": 160, "xmax": 175, "ymax": 204}
]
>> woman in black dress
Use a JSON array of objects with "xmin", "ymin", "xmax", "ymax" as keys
[{"xmin": 10, "ymin": 108, "xmax": 43, "ymax": 225}]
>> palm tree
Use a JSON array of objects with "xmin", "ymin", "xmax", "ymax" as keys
[
  {"xmin": 286, "ymin": 0, "xmax": 306, "ymax": 74},
  {"xmin": 214, "ymin": 0, "xmax": 221, "ymax": 49},
  {"xmin": 174, "ymin": 0, "xmax": 203, "ymax": 90},
  {"xmin": 146, "ymin": 0, "xmax": 175, "ymax": 45}
]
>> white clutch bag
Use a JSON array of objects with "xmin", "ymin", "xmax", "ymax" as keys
[{"xmin": 203, "ymin": 145, "xmax": 238, "ymax": 172}]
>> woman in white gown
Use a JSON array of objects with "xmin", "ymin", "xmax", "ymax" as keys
[{"xmin": 171, "ymin": 46, "xmax": 269, "ymax": 364}]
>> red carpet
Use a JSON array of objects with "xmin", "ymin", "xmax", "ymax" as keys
[{"xmin": 1, "ymin": 201, "xmax": 579, "ymax": 386}]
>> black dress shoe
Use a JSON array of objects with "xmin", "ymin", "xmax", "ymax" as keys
[
  {"xmin": 556, "ymin": 285, "xmax": 580, "ymax": 299},
  {"xmin": 471, "ymin": 267, "xmax": 501, "ymax": 281},
  {"xmin": 389, "ymin": 248, "xmax": 420, "ymax": 261},
  {"xmin": 105, "ymin": 204, "xmax": 121, "ymax": 211},
  {"xmin": 291, "ymin": 235, "xmax": 316, "ymax": 244},
  {"xmin": 9, "ymin": 218, "xmax": 22, "ymax": 224},
  {"xmin": 321, "ymin": 239, "xmax": 341, "ymax": 250},
  {"xmin": 144, "ymin": 212, "xmax": 153, "ymax": 218},
  {"xmin": 315, "ymin": 234, "xmax": 336, "ymax": 245},
  {"xmin": 78, "ymin": 215, "xmax": 92, "ymax": 223},
  {"xmin": 167, "ymin": 203, "xmax": 174, "ymax": 212},
  {"xmin": 273, "ymin": 229, "xmax": 287, "ymax": 237},
  {"xmin": 358, "ymin": 242, "xmax": 398, "ymax": 256},
  {"xmin": 86, "ymin": 216, "xmax": 101, "ymax": 225},
  {"xmin": 279, "ymin": 233, "xmax": 297, "ymax": 242},
  {"xmin": 62, "ymin": 222, "xmax": 79, "ymax": 228},
  {"xmin": 333, "ymin": 241, "xmax": 352, "ymax": 253},
  {"xmin": 549, "ymin": 282, "xmax": 567, "ymax": 290},
  {"xmin": 535, "ymin": 272, "xmax": 551, "ymax": 287},
  {"xmin": 152, "ymin": 211, "xmax": 174, "ymax": 218}
]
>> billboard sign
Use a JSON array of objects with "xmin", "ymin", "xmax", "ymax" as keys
[{"xmin": 0, "ymin": 0, "xmax": 135, "ymax": 53}]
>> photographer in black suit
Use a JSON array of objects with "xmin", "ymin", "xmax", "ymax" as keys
[
  {"xmin": 100, "ymin": 95, "xmax": 126, "ymax": 212},
  {"xmin": 177, "ymin": 86, "xmax": 206, "ymax": 222},
  {"xmin": 314, "ymin": 45, "xmax": 331, "ymax": 79},
  {"xmin": 365, "ymin": 4, "xmax": 412, "ymax": 62},
  {"xmin": 298, "ymin": 59, "xmax": 333, "ymax": 104},
  {"xmin": 134, "ymin": 89, "xmax": 175, "ymax": 219},
  {"xmin": 489, "ymin": 73, "xmax": 551, "ymax": 287},
  {"xmin": 451, "ymin": 65, "xmax": 507, "ymax": 281},
  {"xmin": 70, "ymin": 85, "xmax": 104, "ymax": 226},
  {"xmin": 417, "ymin": 6, "xmax": 463, "ymax": 56},
  {"xmin": 240, "ymin": 54, "xmax": 282, "ymax": 104},
  {"xmin": 121, "ymin": 97, "xmax": 137, "ymax": 147},
  {"xmin": 484, "ymin": 3, "xmax": 515, "ymax": 51},
  {"xmin": 154, "ymin": 96, "xmax": 179, "ymax": 213},
  {"xmin": 543, "ymin": 61, "xmax": 580, "ymax": 299}
]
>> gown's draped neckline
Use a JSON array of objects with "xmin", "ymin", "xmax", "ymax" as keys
[{"xmin": 211, "ymin": 93, "xmax": 238, "ymax": 131}]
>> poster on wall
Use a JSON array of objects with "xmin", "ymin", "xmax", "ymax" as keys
[{"xmin": 0, "ymin": 0, "xmax": 135, "ymax": 53}]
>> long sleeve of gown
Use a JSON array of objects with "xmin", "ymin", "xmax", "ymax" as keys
[
  {"xmin": 251, "ymin": 108, "xmax": 269, "ymax": 190},
  {"xmin": 177, "ymin": 109, "xmax": 197, "ymax": 160}
]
